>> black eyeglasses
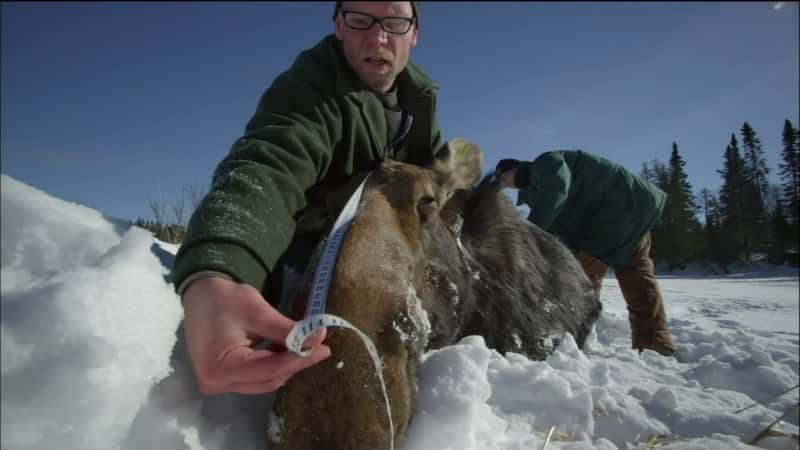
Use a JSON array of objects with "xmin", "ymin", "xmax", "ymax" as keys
[{"xmin": 340, "ymin": 10, "xmax": 415, "ymax": 35}]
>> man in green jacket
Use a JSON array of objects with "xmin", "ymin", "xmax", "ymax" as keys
[
  {"xmin": 494, "ymin": 151, "xmax": 676, "ymax": 356},
  {"xmin": 174, "ymin": 1, "xmax": 445, "ymax": 396}
]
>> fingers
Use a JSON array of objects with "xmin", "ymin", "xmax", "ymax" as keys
[
  {"xmin": 199, "ymin": 344, "xmax": 332, "ymax": 395},
  {"xmin": 181, "ymin": 277, "xmax": 334, "ymax": 396},
  {"xmin": 303, "ymin": 327, "xmax": 328, "ymax": 349},
  {"xmin": 268, "ymin": 327, "xmax": 327, "ymax": 352},
  {"xmin": 225, "ymin": 344, "xmax": 332, "ymax": 385},
  {"xmin": 242, "ymin": 295, "xmax": 297, "ymax": 343},
  {"xmin": 243, "ymin": 297, "xmax": 328, "ymax": 350}
]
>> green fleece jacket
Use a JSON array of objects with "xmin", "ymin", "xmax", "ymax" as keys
[
  {"xmin": 172, "ymin": 34, "xmax": 444, "ymax": 294},
  {"xmin": 514, "ymin": 150, "xmax": 666, "ymax": 270}
]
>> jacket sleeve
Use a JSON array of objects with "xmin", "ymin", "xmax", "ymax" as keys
[
  {"xmin": 520, "ymin": 152, "xmax": 572, "ymax": 230},
  {"xmin": 172, "ymin": 71, "xmax": 340, "ymax": 294}
]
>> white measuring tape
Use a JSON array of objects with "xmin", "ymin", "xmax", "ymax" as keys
[
  {"xmin": 285, "ymin": 172, "xmax": 370, "ymax": 356},
  {"xmin": 284, "ymin": 172, "xmax": 395, "ymax": 450}
]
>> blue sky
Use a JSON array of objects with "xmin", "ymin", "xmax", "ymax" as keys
[{"xmin": 2, "ymin": 1, "xmax": 798, "ymax": 222}]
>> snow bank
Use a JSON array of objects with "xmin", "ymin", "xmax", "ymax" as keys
[{"xmin": 1, "ymin": 174, "xmax": 183, "ymax": 449}]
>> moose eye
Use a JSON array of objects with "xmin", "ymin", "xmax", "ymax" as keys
[
  {"xmin": 418, "ymin": 196, "xmax": 435, "ymax": 207},
  {"xmin": 417, "ymin": 195, "xmax": 437, "ymax": 222}
]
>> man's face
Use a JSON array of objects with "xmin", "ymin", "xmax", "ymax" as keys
[
  {"xmin": 497, "ymin": 169, "xmax": 517, "ymax": 189},
  {"xmin": 335, "ymin": 1, "xmax": 418, "ymax": 93}
]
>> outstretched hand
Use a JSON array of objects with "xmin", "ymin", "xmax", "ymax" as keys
[{"xmin": 182, "ymin": 276, "xmax": 330, "ymax": 395}]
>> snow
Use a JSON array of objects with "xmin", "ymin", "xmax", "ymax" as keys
[{"xmin": 2, "ymin": 172, "xmax": 798, "ymax": 450}]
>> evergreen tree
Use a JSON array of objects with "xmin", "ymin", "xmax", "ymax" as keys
[
  {"xmin": 700, "ymin": 188, "xmax": 715, "ymax": 257},
  {"xmin": 668, "ymin": 143, "xmax": 698, "ymax": 225},
  {"xmin": 767, "ymin": 186, "xmax": 790, "ymax": 264},
  {"xmin": 641, "ymin": 158, "xmax": 668, "ymax": 189},
  {"xmin": 641, "ymin": 161, "xmax": 656, "ymax": 184},
  {"xmin": 663, "ymin": 142, "xmax": 698, "ymax": 268},
  {"xmin": 741, "ymin": 122, "xmax": 770, "ymax": 204},
  {"xmin": 778, "ymin": 119, "xmax": 800, "ymax": 225},
  {"xmin": 700, "ymin": 189, "xmax": 713, "ymax": 225},
  {"xmin": 717, "ymin": 134, "xmax": 749, "ymax": 261},
  {"xmin": 740, "ymin": 122, "xmax": 770, "ymax": 252},
  {"xmin": 641, "ymin": 158, "xmax": 670, "ymax": 263},
  {"xmin": 699, "ymin": 188, "xmax": 732, "ymax": 267}
]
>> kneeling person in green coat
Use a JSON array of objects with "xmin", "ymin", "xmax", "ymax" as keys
[
  {"xmin": 494, "ymin": 151, "xmax": 675, "ymax": 356},
  {"xmin": 173, "ymin": 1, "xmax": 443, "ymax": 396}
]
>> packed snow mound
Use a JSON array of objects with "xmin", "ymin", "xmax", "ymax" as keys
[{"xmin": 1, "ymin": 174, "xmax": 184, "ymax": 449}]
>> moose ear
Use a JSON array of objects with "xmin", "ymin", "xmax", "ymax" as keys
[{"xmin": 430, "ymin": 138, "xmax": 484, "ymax": 192}]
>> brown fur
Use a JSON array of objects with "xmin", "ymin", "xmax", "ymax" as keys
[{"xmin": 269, "ymin": 140, "xmax": 600, "ymax": 450}]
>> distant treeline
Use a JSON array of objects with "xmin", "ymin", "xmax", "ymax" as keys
[
  {"xmin": 131, "ymin": 218, "xmax": 187, "ymax": 244},
  {"xmin": 132, "ymin": 119, "xmax": 800, "ymax": 270},
  {"xmin": 131, "ymin": 185, "xmax": 206, "ymax": 244},
  {"xmin": 642, "ymin": 119, "xmax": 799, "ymax": 270}
]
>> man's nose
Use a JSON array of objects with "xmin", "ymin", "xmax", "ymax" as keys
[{"xmin": 365, "ymin": 21, "xmax": 388, "ymax": 45}]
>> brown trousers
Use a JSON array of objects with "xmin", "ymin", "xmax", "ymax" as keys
[{"xmin": 576, "ymin": 232, "xmax": 675, "ymax": 354}]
